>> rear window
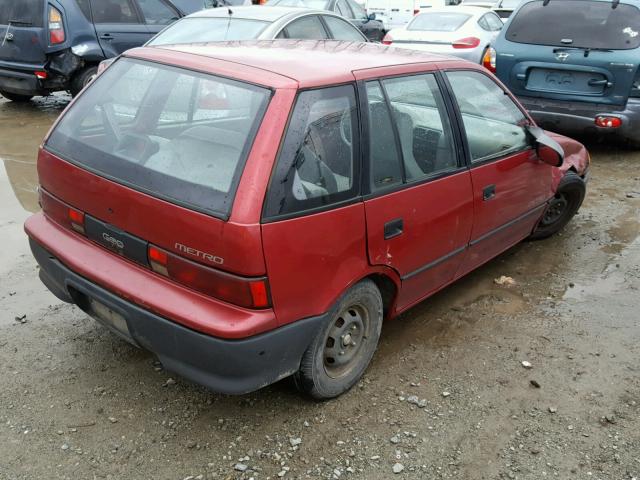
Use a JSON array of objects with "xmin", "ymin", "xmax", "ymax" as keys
[
  {"xmin": 408, "ymin": 12, "xmax": 471, "ymax": 31},
  {"xmin": 148, "ymin": 17, "xmax": 270, "ymax": 44},
  {"xmin": 507, "ymin": 0, "xmax": 640, "ymax": 50},
  {"xmin": 266, "ymin": 0, "xmax": 330, "ymax": 8},
  {"xmin": 46, "ymin": 58, "xmax": 271, "ymax": 218},
  {"xmin": 0, "ymin": 0, "xmax": 44, "ymax": 27}
]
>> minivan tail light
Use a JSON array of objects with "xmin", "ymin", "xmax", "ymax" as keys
[
  {"xmin": 49, "ymin": 5, "xmax": 65, "ymax": 45},
  {"xmin": 594, "ymin": 115, "xmax": 622, "ymax": 128},
  {"xmin": 382, "ymin": 33, "xmax": 393, "ymax": 45},
  {"xmin": 147, "ymin": 244, "xmax": 271, "ymax": 309},
  {"xmin": 452, "ymin": 37, "xmax": 481, "ymax": 49},
  {"xmin": 483, "ymin": 46, "xmax": 497, "ymax": 73}
]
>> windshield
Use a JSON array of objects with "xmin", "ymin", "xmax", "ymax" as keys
[
  {"xmin": 408, "ymin": 12, "xmax": 471, "ymax": 31},
  {"xmin": 0, "ymin": 0, "xmax": 44, "ymax": 27},
  {"xmin": 507, "ymin": 0, "xmax": 640, "ymax": 50},
  {"xmin": 46, "ymin": 58, "xmax": 270, "ymax": 218},
  {"xmin": 266, "ymin": 0, "xmax": 330, "ymax": 9},
  {"xmin": 149, "ymin": 17, "xmax": 270, "ymax": 45}
]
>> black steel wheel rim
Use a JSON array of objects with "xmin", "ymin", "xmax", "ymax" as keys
[{"xmin": 323, "ymin": 304, "xmax": 369, "ymax": 379}]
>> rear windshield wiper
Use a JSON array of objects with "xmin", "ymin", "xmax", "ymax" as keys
[
  {"xmin": 553, "ymin": 46, "xmax": 613, "ymax": 57},
  {"xmin": 7, "ymin": 20, "xmax": 33, "ymax": 26}
]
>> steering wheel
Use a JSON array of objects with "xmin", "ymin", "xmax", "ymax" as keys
[{"xmin": 339, "ymin": 107, "xmax": 353, "ymax": 148}]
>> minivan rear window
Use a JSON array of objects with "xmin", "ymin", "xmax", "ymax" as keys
[
  {"xmin": 46, "ymin": 58, "xmax": 271, "ymax": 218},
  {"xmin": 0, "ymin": 0, "xmax": 44, "ymax": 27},
  {"xmin": 507, "ymin": 0, "xmax": 640, "ymax": 50}
]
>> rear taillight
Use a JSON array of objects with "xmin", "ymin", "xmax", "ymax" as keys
[
  {"xmin": 382, "ymin": 33, "xmax": 393, "ymax": 45},
  {"xmin": 49, "ymin": 5, "xmax": 65, "ymax": 45},
  {"xmin": 595, "ymin": 115, "xmax": 622, "ymax": 128},
  {"xmin": 452, "ymin": 37, "xmax": 480, "ymax": 49},
  {"xmin": 40, "ymin": 189, "xmax": 85, "ymax": 233},
  {"xmin": 35, "ymin": 71, "xmax": 48, "ymax": 79},
  {"xmin": 147, "ymin": 244, "xmax": 271, "ymax": 309},
  {"xmin": 68, "ymin": 208, "xmax": 85, "ymax": 234},
  {"xmin": 483, "ymin": 47, "xmax": 497, "ymax": 73}
]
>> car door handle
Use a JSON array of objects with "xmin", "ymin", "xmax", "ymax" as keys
[
  {"xmin": 483, "ymin": 184, "xmax": 496, "ymax": 201},
  {"xmin": 384, "ymin": 218, "xmax": 403, "ymax": 240},
  {"xmin": 588, "ymin": 78, "xmax": 612, "ymax": 87},
  {"xmin": 99, "ymin": 34, "xmax": 114, "ymax": 40}
]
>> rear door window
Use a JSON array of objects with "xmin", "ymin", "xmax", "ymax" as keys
[
  {"xmin": 507, "ymin": 0, "xmax": 640, "ymax": 50},
  {"xmin": 91, "ymin": 0, "xmax": 141, "ymax": 23},
  {"xmin": 283, "ymin": 15, "xmax": 330, "ymax": 39},
  {"xmin": 382, "ymin": 74, "xmax": 458, "ymax": 181},
  {"xmin": 46, "ymin": 58, "xmax": 271, "ymax": 218},
  {"xmin": 137, "ymin": 0, "xmax": 180, "ymax": 25},
  {"xmin": 446, "ymin": 70, "xmax": 529, "ymax": 162},
  {"xmin": 263, "ymin": 85, "xmax": 360, "ymax": 219},
  {"xmin": 323, "ymin": 15, "xmax": 365, "ymax": 41}
]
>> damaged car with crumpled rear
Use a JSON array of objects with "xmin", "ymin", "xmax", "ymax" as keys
[{"xmin": 0, "ymin": 0, "xmax": 199, "ymax": 101}]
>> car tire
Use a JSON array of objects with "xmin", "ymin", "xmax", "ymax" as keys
[
  {"xmin": 0, "ymin": 91, "xmax": 33, "ymax": 102},
  {"xmin": 529, "ymin": 171, "xmax": 586, "ymax": 240},
  {"xmin": 293, "ymin": 279, "xmax": 383, "ymax": 399},
  {"xmin": 70, "ymin": 66, "xmax": 98, "ymax": 97}
]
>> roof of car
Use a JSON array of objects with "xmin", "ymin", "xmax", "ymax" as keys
[
  {"xmin": 131, "ymin": 40, "xmax": 450, "ymax": 88},
  {"xmin": 186, "ymin": 5, "xmax": 324, "ymax": 21}
]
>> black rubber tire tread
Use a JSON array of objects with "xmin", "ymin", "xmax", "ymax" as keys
[
  {"xmin": 293, "ymin": 279, "xmax": 383, "ymax": 400},
  {"xmin": 530, "ymin": 171, "xmax": 586, "ymax": 240},
  {"xmin": 70, "ymin": 66, "xmax": 98, "ymax": 97},
  {"xmin": 0, "ymin": 91, "xmax": 33, "ymax": 102}
]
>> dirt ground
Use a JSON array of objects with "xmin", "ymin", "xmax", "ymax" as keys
[{"xmin": 0, "ymin": 94, "xmax": 638, "ymax": 480}]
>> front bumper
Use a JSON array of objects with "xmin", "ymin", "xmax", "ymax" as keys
[
  {"xmin": 29, "ymin": 238, "xmax": 325, "ymax": 395},
  {"xmin": 519, "ymin": 96, "xmax": 640, "ymax": 144}
]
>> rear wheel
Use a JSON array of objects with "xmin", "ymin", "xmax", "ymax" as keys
[
  {"xmin": 530, "ymin": 171, "xmax": 586, "ymax": 240},
  {"xmin": 70, "ymin": 66, "xmax": 98, "ymax": 97},
  {"xmin": 0, "ymin": 91, "xmax": 33, "ymax": 102},
  {"xmin": 294, "ymin": 280, "xmax": 383, "ymax": 399}
]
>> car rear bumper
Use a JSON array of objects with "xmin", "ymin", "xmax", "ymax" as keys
[
  {"xmin": 29, "ymin": 237, "xmax": 325, "ymax": 395},
  {"xmin": 519, "ymin": 96, "xmax": 640, "ymax": 144},
  {"xmin": 0, "ymin": 65, "xmax": 47, "ymax": 96}
]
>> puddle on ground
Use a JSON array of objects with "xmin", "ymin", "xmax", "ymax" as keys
[
  {"xmin": 0, "ymin": 94, "xmax": 68, "ymax": 214},
  {"xmin": 564, "ymin": 236, "xmax": 640, "ymax": 302}
]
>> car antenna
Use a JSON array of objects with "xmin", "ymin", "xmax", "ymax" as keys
[
  {"xmin": 542, "ymin": 0, "xmax": 550, "ymax": 5},
  {"xmin": 228, "ymin": 7, "xmax": 233, "ymax": 15},
  {"xmin": 612, "ymin": 0, "xmax": 619, "ymax": 8}
]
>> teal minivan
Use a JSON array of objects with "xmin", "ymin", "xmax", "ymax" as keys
[{"xmin": 490, "ymin": 0, "xmax": 640, "ymax": 146}]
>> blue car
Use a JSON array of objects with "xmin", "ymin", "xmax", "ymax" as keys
[
  {"xmin": 490, "ymin": 0, "xmax": 640, "ymax": 145},
  {"xmin": 0, "ymin": 0, "xmax": 205, "ymax": 101}
]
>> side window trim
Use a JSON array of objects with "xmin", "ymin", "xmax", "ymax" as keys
[{"xmin": 441, "ymin": 68, "xmax": 534, "ymax": 167}]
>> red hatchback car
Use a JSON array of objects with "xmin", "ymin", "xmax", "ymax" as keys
[{"xmin": 25, "ymin": 41, "xmax": 589, "ymax": 399}]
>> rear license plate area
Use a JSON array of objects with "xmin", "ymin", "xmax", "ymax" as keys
[{"xmin": 526, "ymin": 68, "xmax": 607, "ymax": 95}]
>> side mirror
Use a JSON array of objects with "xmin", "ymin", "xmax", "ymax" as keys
[
  {"xmin": 527, "ymin": 125, "xmax": 564, "ymax": 167},
  {"xmin": 367, "ymin": 12, "xmax": 376, "ymax": 21}
]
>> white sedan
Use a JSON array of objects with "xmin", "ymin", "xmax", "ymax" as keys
[{"xmin": 382, "ymin": 6, "xmax": 503, "ymax": 65}]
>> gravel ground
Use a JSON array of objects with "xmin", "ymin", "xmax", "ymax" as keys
[{"xmin": 0, "ymin": 95, "xmax": 639, "ymax": 480}]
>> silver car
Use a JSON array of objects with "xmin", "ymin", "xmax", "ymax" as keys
[
  {"xmin": 147, "ymin": 5, "xmax": 368, "ymax": 45},
  {"xmin": 383, "ymin": 6, "xmax": 503, "ymax": 64}
]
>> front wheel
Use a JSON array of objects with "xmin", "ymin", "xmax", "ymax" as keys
[
  {"xmin": 0, "ymin": 91, "xmax": 33, "ymax": 102},
  {"xmin": 530, "ymin": 171, "xmax": 586, "ymax": 240},
  {"xmin": 294, "ymin": 280, "xmax": 383, "ymax": 399}
]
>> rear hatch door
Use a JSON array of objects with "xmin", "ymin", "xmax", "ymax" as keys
[
  {"xmin": 41, "ymin": 55, "xmax": 273, "ymax": 277},
  {"xmin": 0, "ymin": 0, "xmax": 47, "ymax": 65},
  {"xmin": 496, "ymin": 0, "xmax": 640, "ymax": 107}
]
